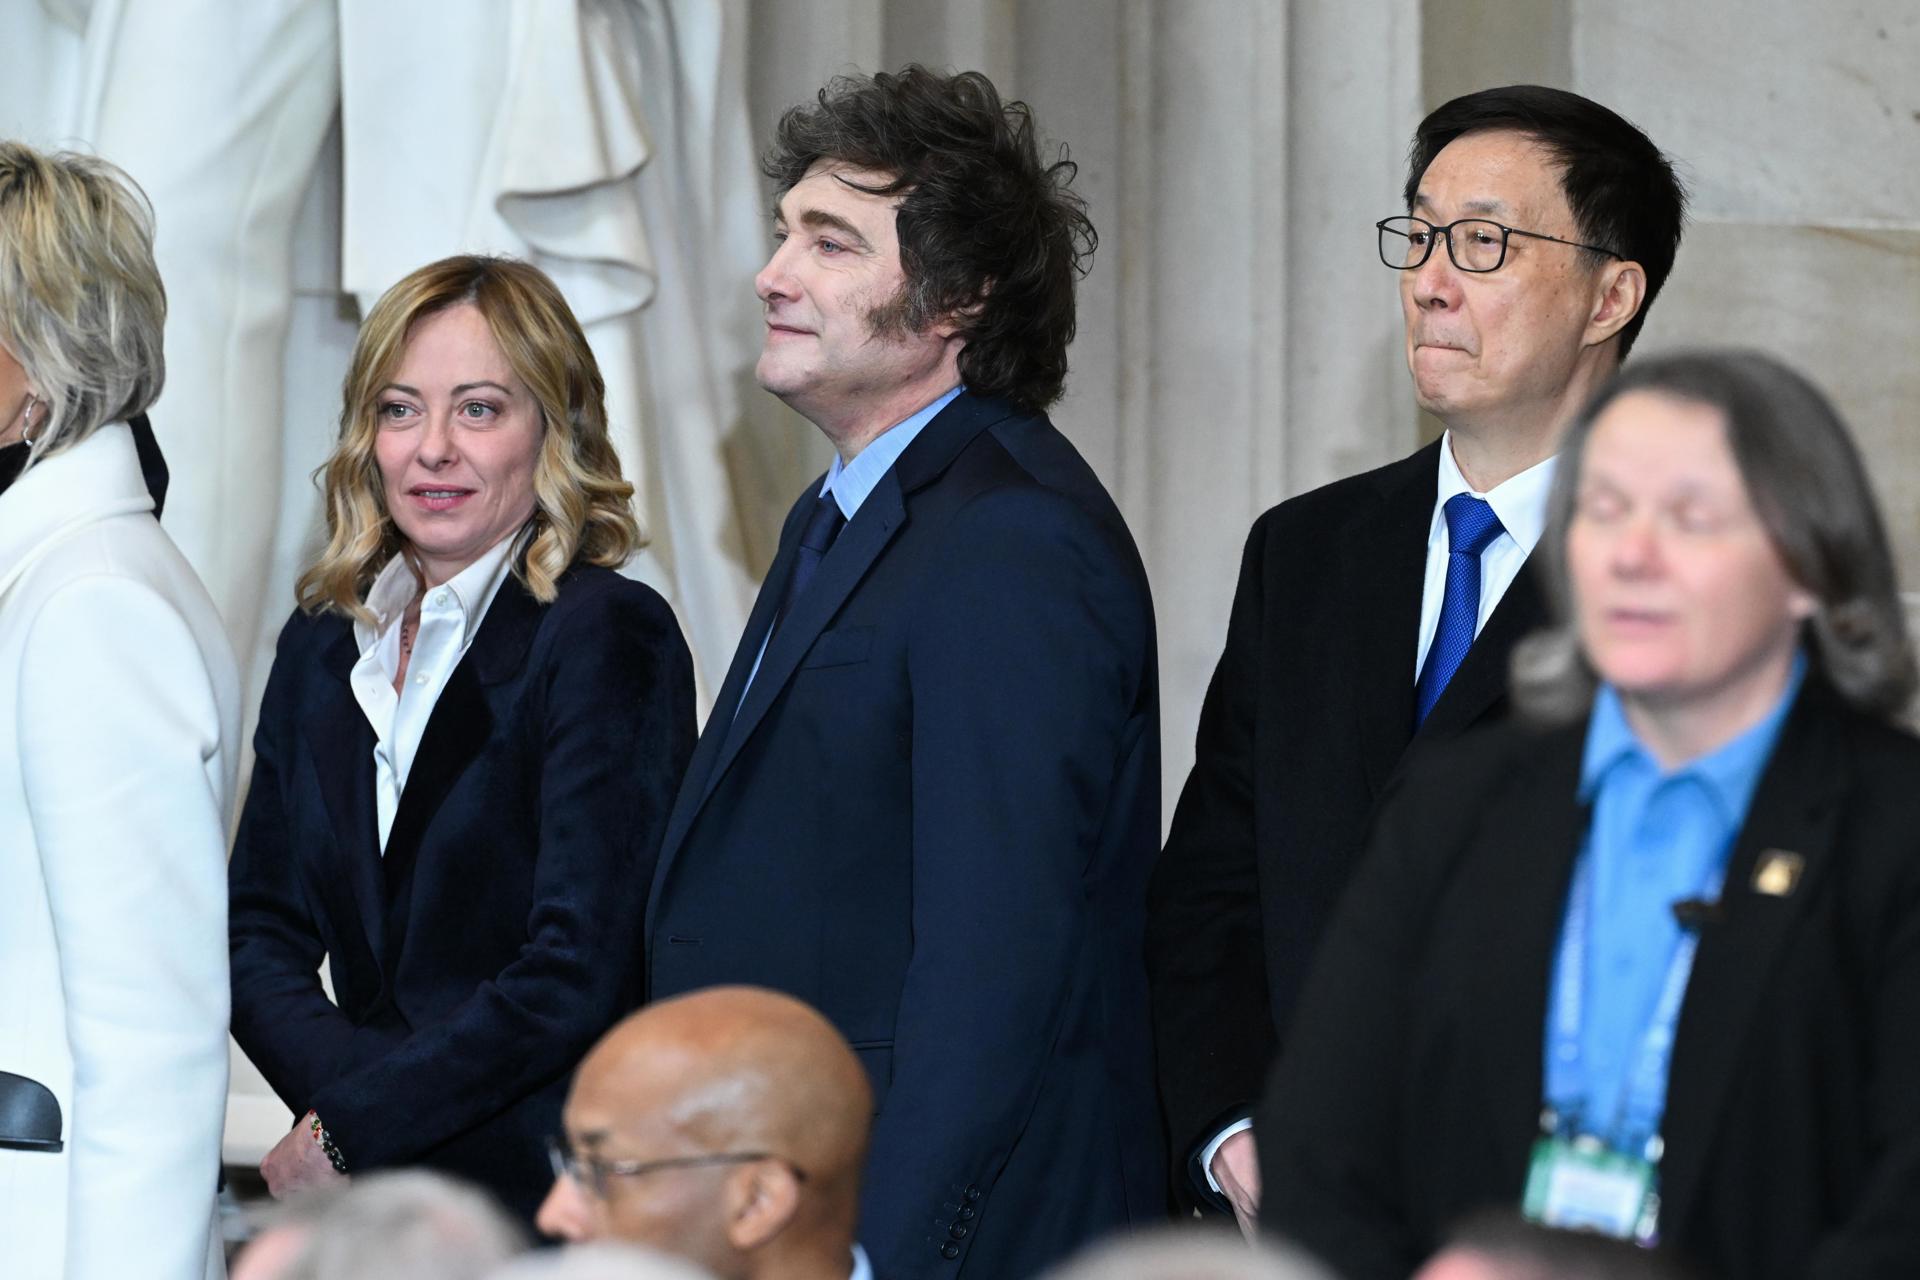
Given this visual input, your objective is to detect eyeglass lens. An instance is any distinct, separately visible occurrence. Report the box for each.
[1378,218,1507,272]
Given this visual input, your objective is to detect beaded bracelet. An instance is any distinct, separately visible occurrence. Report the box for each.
[307,1110,348,1174]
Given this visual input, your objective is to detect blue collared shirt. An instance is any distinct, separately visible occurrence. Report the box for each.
[736,385,964,709]
[1553,651,1806,1139]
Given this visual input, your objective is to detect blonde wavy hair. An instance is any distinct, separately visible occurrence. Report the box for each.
[0,142,165,467]
[297,255,643,617]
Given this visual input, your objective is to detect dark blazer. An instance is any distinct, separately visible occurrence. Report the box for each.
[646,392,1163,1280]
[1146,440,1546,1198]
[1258,678,1920,1280]
[229,564,695,1220]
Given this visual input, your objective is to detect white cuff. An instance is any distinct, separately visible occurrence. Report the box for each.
[1198,1117,1255,1194]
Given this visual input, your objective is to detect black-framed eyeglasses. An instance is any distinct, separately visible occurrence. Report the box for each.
[1376,215,1622,274]
[547,1136,809,1200]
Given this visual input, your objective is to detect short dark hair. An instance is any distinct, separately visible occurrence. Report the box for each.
[1404,85,1686,359]
[764,65,1096,412]
[1515,349,1918,722]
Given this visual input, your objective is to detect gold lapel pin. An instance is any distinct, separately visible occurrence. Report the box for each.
[1752,849,1805,898]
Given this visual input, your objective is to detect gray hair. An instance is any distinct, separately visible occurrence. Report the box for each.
[483,1243,717,1280]
[248,1170,526,1280]
[0,141,166,466]
[1038,1229,1337,1280]
[1513,348,1917,724]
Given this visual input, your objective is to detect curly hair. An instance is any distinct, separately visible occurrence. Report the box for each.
[296,255,641,619]
[764,66,1096,412]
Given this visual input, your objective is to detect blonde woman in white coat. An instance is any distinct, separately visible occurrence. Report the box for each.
[0,143,241,1280]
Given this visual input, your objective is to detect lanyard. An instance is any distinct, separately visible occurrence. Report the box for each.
[1545,849,1726,1156]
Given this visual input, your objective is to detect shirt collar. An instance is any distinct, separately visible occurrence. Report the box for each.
[821,385,964,519]
[1430,429,1557,555]
[849,1243,873,1280]
[1579,649,1809,825]
[352,524,524,651]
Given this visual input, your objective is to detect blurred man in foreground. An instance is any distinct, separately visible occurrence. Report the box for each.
[539,987,872,1280]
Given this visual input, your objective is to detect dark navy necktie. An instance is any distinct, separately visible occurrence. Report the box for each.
[773,491,847,630]
[1414,493,1505,726]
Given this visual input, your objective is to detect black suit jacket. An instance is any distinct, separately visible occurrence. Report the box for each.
[1258,679,1920,1280]
[229,564,695,1220]
[1146,441,1546,1196]
[646,392,1164,1280]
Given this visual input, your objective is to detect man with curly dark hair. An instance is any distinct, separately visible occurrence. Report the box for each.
[644,67,1162,1280]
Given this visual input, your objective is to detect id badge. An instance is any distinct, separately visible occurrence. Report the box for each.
[1522,1135,1659,1243]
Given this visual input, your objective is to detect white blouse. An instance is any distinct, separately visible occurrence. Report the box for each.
[348,532,519,850]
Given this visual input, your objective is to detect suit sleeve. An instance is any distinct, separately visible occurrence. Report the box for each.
[1256,747,1455,1280]
[19,578,231,1280]
[1145,512,1279,1190]
[859,487,1151,1280]
[304,584,696,1169]
[229,613,402,1108]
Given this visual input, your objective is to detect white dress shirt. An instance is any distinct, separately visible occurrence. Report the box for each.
[348,532,519,850]
[1412,430,1557,680]
[849,1244,873,1280]
[1200,434,1558,1196]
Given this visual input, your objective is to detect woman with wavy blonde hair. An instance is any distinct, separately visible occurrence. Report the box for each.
[230,254,695,1222]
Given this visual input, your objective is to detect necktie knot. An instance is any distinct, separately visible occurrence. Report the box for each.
[800,492,847,553]
[771,491,847,633]
[1443,493,1505,558]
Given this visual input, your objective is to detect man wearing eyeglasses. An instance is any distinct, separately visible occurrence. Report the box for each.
[537,987,874,1280]
[1146,85,1687,1232]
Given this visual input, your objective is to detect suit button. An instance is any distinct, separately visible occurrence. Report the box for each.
[941,1243,960,1260]
[963,1184,981,1201]
[949,1224,968,1240]
[958,1206,976,1221]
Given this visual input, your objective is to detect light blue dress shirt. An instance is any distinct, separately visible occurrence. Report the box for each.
[1553,650,1807,1141]
[736,385,964,709]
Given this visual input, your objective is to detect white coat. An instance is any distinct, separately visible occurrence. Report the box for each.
[0,422,240,1280]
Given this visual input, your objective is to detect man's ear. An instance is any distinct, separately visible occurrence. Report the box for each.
[931,278,994,340]
[1584,258,1647,350]
[724,1161,802,1253]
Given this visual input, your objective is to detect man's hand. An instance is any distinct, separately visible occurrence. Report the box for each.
[260,1117,348,1199]
[1211,1129,1262,1239]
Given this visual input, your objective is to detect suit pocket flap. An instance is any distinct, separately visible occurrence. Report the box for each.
[801,626,874,670]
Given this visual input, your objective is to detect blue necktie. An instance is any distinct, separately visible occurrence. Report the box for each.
[773,492,846,630]
[1414,493,1505,726]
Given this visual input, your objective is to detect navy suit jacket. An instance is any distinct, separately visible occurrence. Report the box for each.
[646,392,1164,1280]
[229,564,694,1220]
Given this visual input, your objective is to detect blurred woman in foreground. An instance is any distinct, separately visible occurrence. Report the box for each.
[1260,350,1920,1280]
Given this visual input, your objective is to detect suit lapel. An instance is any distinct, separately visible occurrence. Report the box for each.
[1656,688,1846,1231]
[380,575,544,970]
[651,392,1013,905]
[1466,727,1589,1184]
[1418,552,1548,737]
[1353,443,1442,795]
[304,623,387,966]
[646,499,809,930]
[698,475,905,810]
